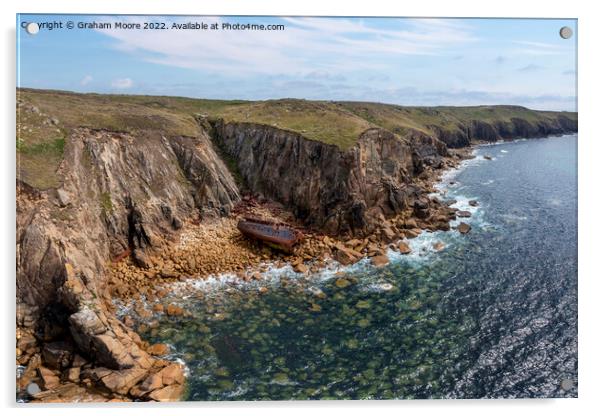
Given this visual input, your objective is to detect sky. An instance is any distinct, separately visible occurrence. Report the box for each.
[17,15,577,111]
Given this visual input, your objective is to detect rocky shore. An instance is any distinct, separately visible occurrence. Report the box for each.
[16,89,577,403]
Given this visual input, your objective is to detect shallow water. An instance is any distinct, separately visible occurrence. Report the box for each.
[139,134,578,400]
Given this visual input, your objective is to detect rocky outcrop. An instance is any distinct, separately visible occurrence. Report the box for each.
[428,114,577,148]
[209,120,448,235]
[17,127,240,400]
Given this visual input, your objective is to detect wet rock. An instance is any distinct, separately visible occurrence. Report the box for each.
[456,210,472,218]
[333,244,362,265]
[147,343,170,356]
[433,241,445,251]
[484,155,493,160]
[469,200,479,207]
[56,189,71,207]
[335,278,351,288]
[64,366,81,383]
[457,222,472,234]
[405,228,421,239]
[293,263,309,273]
[398,242,411,254]
[371,255,389,267]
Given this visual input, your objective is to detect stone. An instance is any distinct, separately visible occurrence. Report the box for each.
[405,228,421,239]
[152,304,164,313]
[38,366,60,390]
[148,384,184,402]
[147,343,170,356]
[42,341,73,370]
[333,245,361,266]
[160,268,178,279]
[398,242,411,254]
[91,333,136,370]
[456,210,472,218]
[371,255,389,267]
[65,367,81,383]
[159,363,185,385]
[166,304,184,316]
[380,226,396,242]
[469,200,479,207]
[335,278,351,288]
[433,241,445,251]
[293,263,308,273]
[457,222,472,234]
[99,367,147,395]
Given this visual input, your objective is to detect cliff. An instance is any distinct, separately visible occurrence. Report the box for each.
[15,88,577,401]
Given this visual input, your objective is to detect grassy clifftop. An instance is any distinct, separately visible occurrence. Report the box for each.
[17,88,577,189]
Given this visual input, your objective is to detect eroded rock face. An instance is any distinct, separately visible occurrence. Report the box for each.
[210,121,446,235]
[429,114,578,148]
[17,128,241,400]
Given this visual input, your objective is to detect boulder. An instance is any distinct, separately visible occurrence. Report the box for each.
[158,363,185,385]
[457,222,472,234]
[398,242,411,254]
[371,255,389,267]
[147,343,170,356]
[166,304,184,316]
[42,341,74,370]
[37,366,60,390]
[457,210,472,218]
[148,384,184,402]
[293,263,308,273]
[333,245,361,266]
[469,200,479,207]
[433,241,445,251]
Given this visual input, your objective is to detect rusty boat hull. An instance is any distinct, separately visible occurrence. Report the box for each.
[237,217,303,253]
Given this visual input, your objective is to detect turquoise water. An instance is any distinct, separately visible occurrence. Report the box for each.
[136,134,577,400]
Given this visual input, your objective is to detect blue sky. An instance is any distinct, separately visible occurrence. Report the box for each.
[17,15,577,110]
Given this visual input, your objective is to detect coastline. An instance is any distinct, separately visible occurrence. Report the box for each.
[16,132,577,403]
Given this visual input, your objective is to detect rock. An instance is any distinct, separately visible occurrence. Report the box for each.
[405,228,421,239]
[404,218,418,229]
[371,255,389,267]
[56,189,71,207]
[160,268,178,279]
[133,249,152,269]
[335,278,351,288]
[38,366,60,390]
[433,241,445,251]
[469,200,479,207]
[309,303,322,312]
[457,222,472,234]
[139,373,163,392]
[456,210,472,218]
[42,341,73,370]
[398,242,411,254]
[166,304,184,316]
[293,263,308,273]
[98,367,147,395]
[333,245,362,266]
[148,384,184,402]
[413,199,430,219]
[152,304,164,313]
[64,367,81,383]
[484,155,493,160]
[158,363,185,385]
[147,343,170,356]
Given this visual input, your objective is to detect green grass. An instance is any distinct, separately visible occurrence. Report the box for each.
[17,88,577,190]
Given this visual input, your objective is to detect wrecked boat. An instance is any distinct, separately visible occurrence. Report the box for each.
[237,217,303,253]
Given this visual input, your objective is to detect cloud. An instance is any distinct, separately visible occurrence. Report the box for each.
[93,16,477,76]
[80,75,93,86]
[111,78,133,89]
[517,64,543,72]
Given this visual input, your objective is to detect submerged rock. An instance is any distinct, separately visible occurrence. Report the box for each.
[371,255,389,267]
[398,242,411,254]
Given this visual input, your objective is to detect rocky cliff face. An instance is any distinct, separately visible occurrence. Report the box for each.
[17,127,239,400]
[209,120,448,235]
[429,114,578,148]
